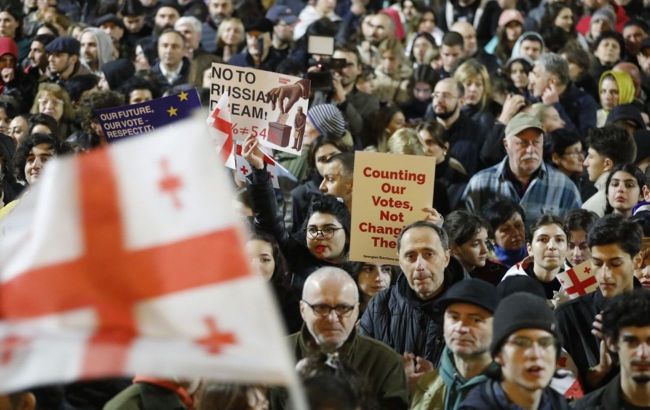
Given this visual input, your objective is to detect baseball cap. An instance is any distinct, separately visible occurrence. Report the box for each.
[505,112,544,139]
[265,5,297,25]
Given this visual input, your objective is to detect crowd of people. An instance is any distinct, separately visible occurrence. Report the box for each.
[3,0,650,408]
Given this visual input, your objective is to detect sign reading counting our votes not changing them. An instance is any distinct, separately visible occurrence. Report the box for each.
[96,89,202,142]
[350,152,436,264]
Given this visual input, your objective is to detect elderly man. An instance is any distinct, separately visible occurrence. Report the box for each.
[528,52,598,137]
[360,221,463,379]
[271,267,409,409]
[411,279,499,410]
[174,16,204,58]
[556,214,642,391]
[463,112,582,227]
[574,289,650,408]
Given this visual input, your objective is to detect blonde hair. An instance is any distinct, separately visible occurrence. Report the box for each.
[454,58,491,110]
[217,17,244,46]
[30,83,74,122]
[388,128,424,155]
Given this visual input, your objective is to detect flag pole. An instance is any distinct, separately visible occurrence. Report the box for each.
[286,370,309,410]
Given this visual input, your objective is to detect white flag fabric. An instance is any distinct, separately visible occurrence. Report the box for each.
[234,142,279,188]
[0,115,296,393]
[207,92,235,169]
[556,260,598,299]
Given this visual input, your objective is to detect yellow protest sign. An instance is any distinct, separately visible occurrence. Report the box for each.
[350,151,436,264]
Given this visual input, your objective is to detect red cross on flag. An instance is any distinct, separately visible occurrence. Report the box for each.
[0,116,296,393]
[234,142,279,188]
[207,92,235,169]
[556,260,598,299]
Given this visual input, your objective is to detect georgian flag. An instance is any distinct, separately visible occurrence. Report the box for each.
[0,116,296,392]
[556,260,598,299]
[207,92,235,169]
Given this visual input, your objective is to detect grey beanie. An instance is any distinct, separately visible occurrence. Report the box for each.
[307,104,346,139]
[591,7,616,30]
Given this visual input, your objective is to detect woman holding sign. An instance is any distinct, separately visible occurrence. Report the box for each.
[242,133,351,291]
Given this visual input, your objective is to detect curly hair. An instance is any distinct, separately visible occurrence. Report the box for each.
[77,90,124,134]
[14,133,71,183]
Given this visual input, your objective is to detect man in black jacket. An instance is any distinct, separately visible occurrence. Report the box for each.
[574,289,650,409]
[360,220,463,385]
[555,214,642,392]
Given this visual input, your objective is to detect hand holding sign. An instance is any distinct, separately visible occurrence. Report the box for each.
[242,134,265,170]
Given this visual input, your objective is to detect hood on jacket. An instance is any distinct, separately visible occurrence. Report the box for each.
[0,37,17,61]
[79,28,115,69]
[510,31,545,61]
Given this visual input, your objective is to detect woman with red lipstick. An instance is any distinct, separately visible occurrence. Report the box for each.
[243,134,351,292]
[605,164,645,218]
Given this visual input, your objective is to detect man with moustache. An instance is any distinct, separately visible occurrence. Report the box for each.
[358,12,395,67]
[463,112,581,227]
[430,78,482,175]
[574,289,650,408]
[555,214,642,391]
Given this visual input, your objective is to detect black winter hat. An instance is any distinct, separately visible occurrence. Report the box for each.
[490,292,559,356]
[436,278,499,313]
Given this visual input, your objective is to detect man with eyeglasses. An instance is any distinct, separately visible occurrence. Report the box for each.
[459,292,569,409]
[574,289,650,408]
[428,77,481,175]
[270,267,409,409]
[463,112,582,229]
[555,214,642,392]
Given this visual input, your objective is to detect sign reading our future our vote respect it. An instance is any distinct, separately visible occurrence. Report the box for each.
[96,89,202,142]
[208,63,310,155]
[350,152,436,264]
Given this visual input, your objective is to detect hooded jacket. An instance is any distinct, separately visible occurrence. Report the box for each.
[79,28,115,73]
[458,378,570,409]
[510,32,545,61]
[359,260,464,364]
[411,346,498,410]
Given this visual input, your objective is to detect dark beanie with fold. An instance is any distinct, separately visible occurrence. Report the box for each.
[490,292,560,356]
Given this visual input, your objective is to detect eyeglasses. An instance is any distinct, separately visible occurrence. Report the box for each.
[507,336,556,350]
[306,226,343,239]
[38,97,63,107]
[302,300,357,317]
[432,92,458,101]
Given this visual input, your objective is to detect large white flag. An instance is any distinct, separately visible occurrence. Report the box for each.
[0,115,297,393]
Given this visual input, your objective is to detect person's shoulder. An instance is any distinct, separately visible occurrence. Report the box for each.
[555,291,595,315]
[572,382,608,409]
[357,334,402,357]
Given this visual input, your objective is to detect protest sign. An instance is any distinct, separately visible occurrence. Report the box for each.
[209,63,310,155]
[349,152,436,264]
[96,89,202,142]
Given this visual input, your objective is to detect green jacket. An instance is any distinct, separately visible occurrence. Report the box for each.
[411,347,495,410]
[271,327,409,409]
[102,382,188,410]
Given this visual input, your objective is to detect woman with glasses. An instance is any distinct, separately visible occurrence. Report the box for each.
[242,133,351,292]
[547,129,585,189]
[29,82,74,137]
[443,210,507,285]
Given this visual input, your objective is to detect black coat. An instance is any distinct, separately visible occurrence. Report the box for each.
[573,374,643,409]
[459,379,570,409]
[359,261,463,365]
